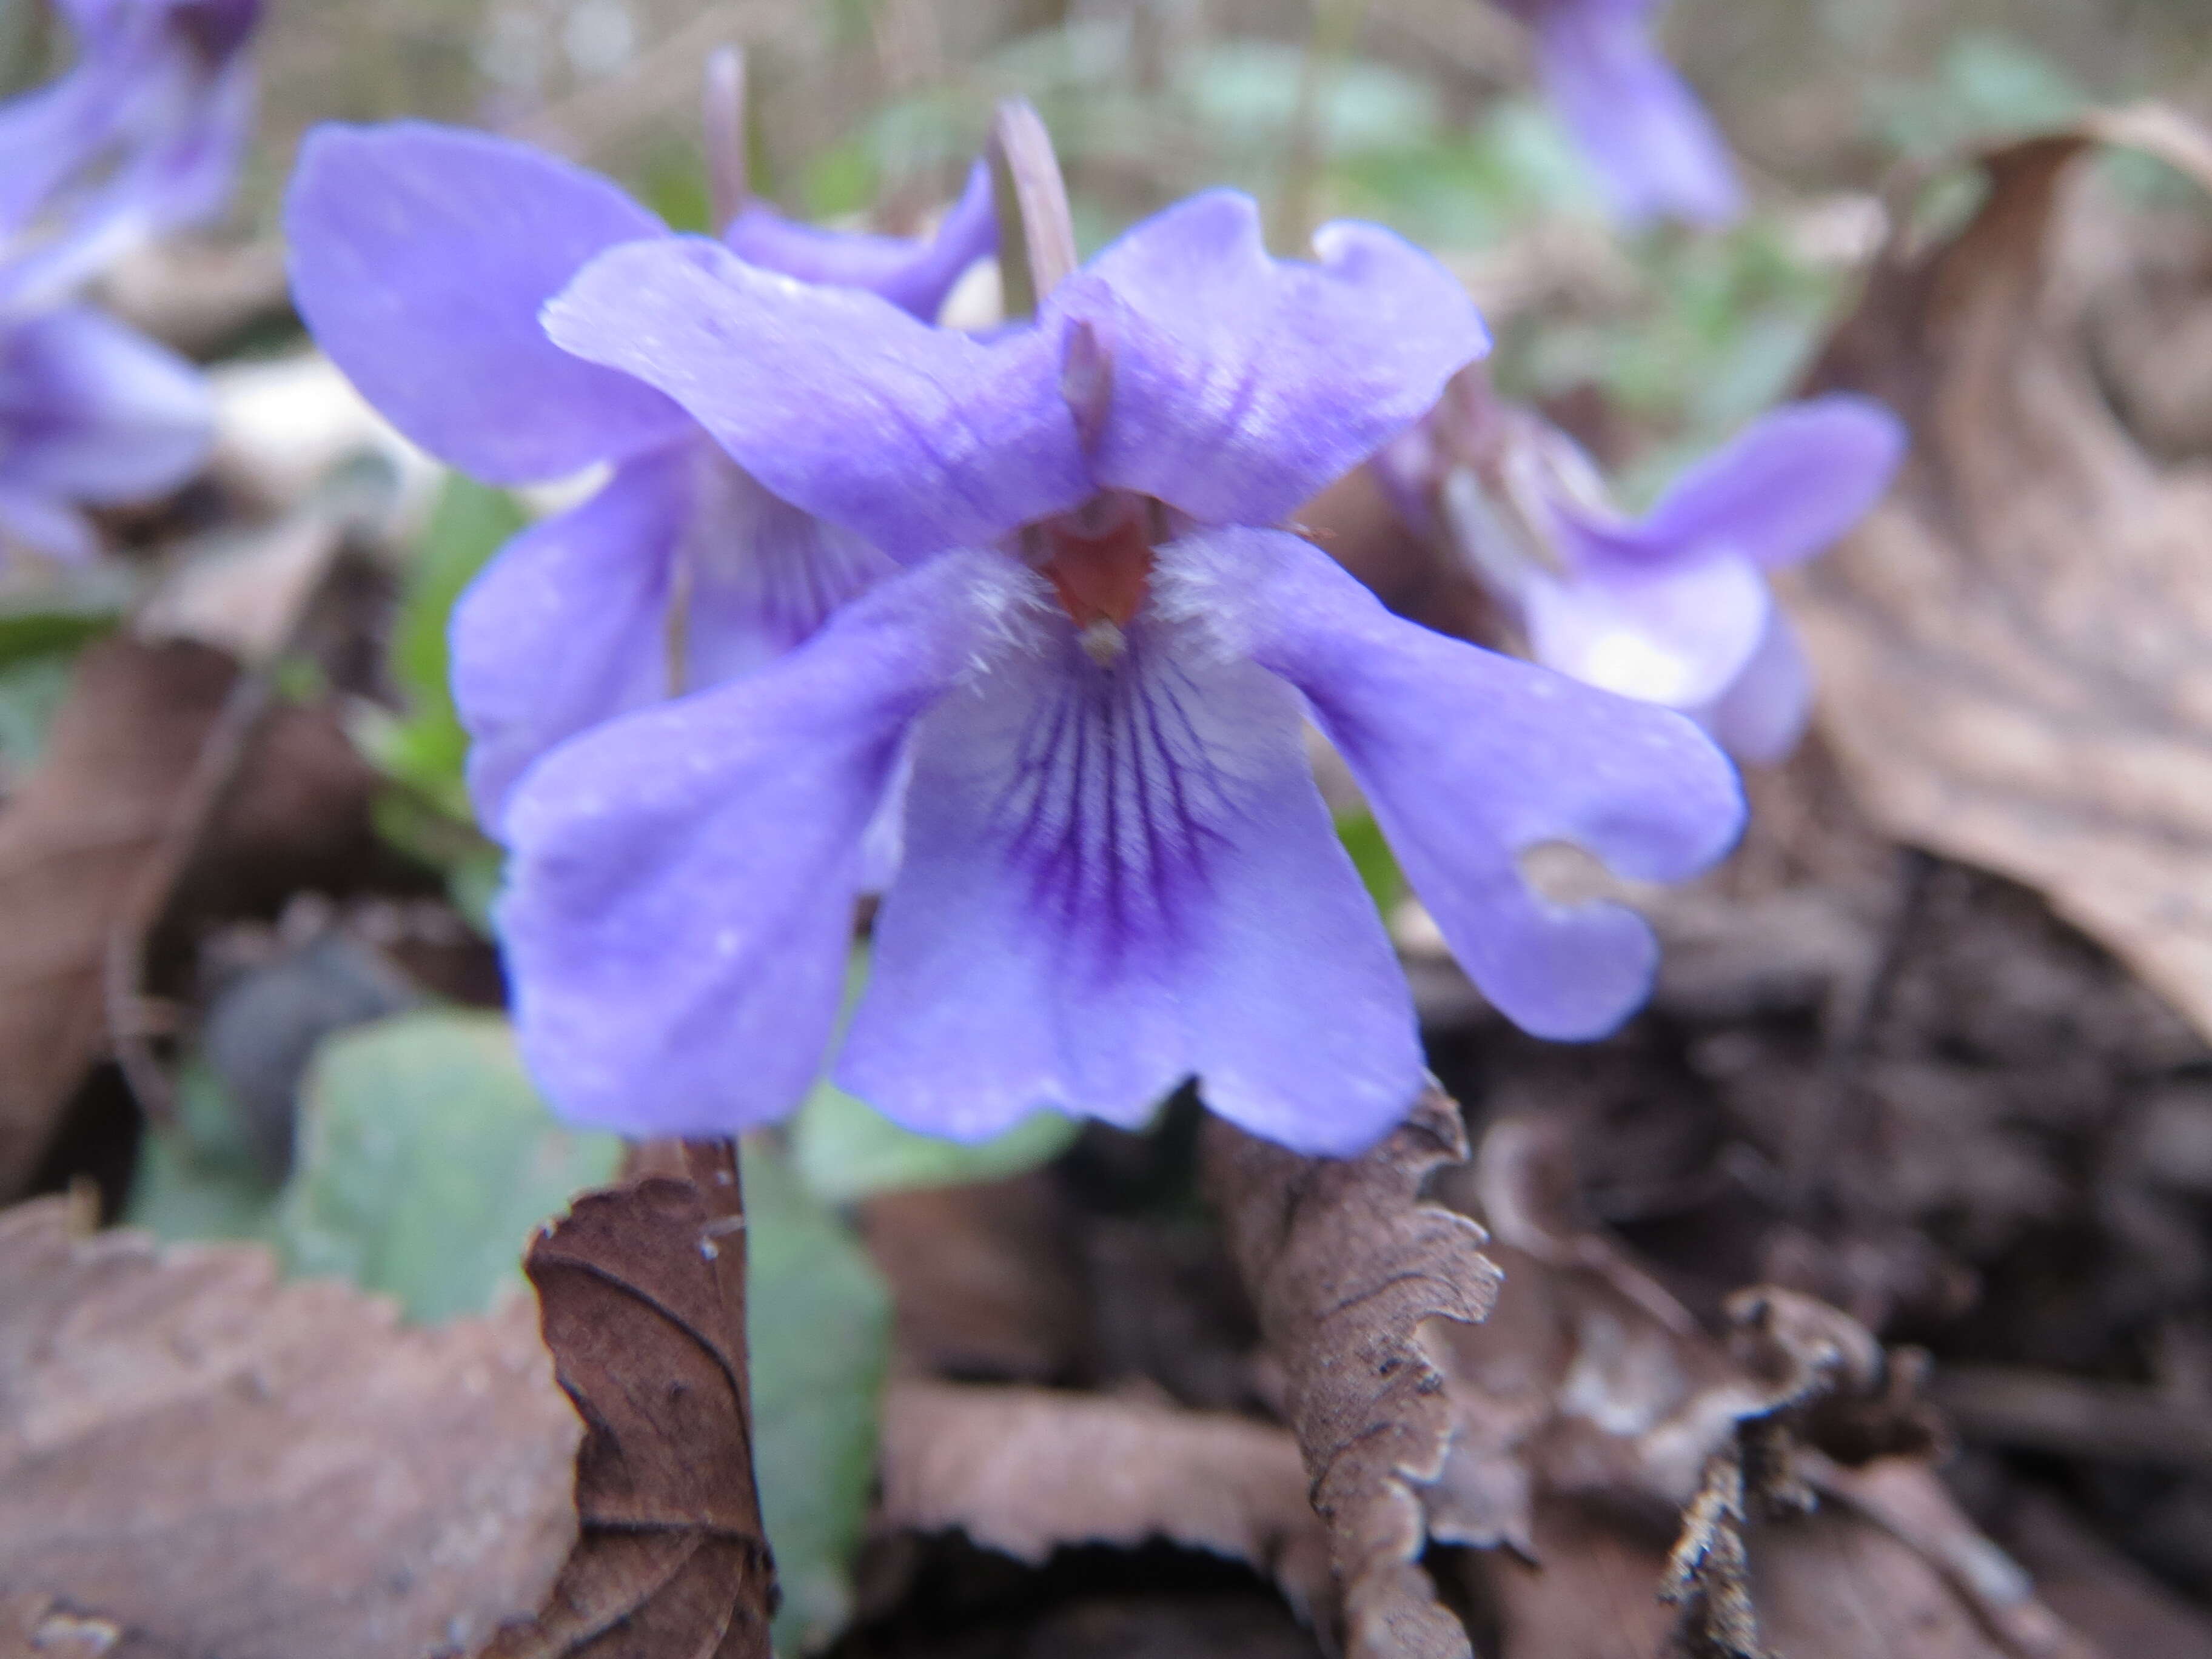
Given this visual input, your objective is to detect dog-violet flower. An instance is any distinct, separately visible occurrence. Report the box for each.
[1380,369,1905,763]
[1492,0,1740,227]
[0,297,211,561]
[284,104,996,831]
[494,117,1744,1156]
[0,0,261,304]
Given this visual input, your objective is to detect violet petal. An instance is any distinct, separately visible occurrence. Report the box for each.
[842,565,1421,1153]
[1195,525,1743,1039]
[497,551,1000,1135]
[285,121,688,483]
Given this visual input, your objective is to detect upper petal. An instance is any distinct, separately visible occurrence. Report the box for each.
[1051,190,1490,526]
[544,236,1090,560]
[1532,0,1741,227]
[284,121,689,483]
[497,551,1003,1136]
[840,571,1421,1154]
[0,305,210,500]
[1519,548,1771,710]
[1187,525,1743,1039]
[1568,395,1907,571]
[719,156,995,321]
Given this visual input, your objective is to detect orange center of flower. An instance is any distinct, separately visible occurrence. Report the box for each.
[1035,494,1157,667]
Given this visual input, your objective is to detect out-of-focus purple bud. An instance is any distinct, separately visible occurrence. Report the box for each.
[0,0,263,304]
[1490,0,1740,227]
[0,301,212,563]
[1379,366,1907,763]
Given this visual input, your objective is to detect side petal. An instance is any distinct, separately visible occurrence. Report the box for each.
[1519,548,1770,710]
[719,156,995,321]
[841,578,1421,1154]
[1570,395,1908,569]
[682,457,897,689]
[1189,526,1743,1039]
[451,446,689,836]
[497,551,1002,1137]
[284,121,688,483]
[1052,190,1490,526]
[1700,603,1812,766]
[545,236,1089,560]
[1533,0,1741,227]
[0,306,210,501]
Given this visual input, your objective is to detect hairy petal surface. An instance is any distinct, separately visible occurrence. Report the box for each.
[1052,191,1490,526]
[498,553,1003,1136]
[1563,394,1907,569]
[0,305,210,504]
[720,157,994,321]
[1518,547,1770,710]
[548,237,1088,560]
[285,121,687,482]
[684,457,897,690]
[843,569,1419,1153]
[1526,0,1741,226]
[1196,526,1743,1039]
[1701,604,1813,765]
[451,447,689,835]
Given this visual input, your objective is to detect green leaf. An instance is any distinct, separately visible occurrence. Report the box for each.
[123,1061,283,1244]
[0,651,79,774]
[272,1010,622,1323]
[793,1078,1079,1205]
[1335,805,1404,918]
[743,1139,893,1656]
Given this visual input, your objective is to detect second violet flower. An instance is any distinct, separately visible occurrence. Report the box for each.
[494,129,1746,1158]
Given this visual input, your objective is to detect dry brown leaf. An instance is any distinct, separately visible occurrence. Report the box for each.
[0,1198,579,1658]
[0,1593,144,1659]
[857,1173,1090,1383]
[1203,1085,1502,1659]
[482,1140,776,1659]
[0,639,235,1193]
[1790,104,2212,1046]
[0,631,378,1197]
[1423,1122,2099,1659]
[878,1379,1334,1627]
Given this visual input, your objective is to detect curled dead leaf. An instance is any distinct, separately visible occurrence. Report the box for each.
[1202,1086,1501,1659]
[878,1379,1335,1629]
[482,1139,776,1659]
[0,1198,578,1659]
[1791,104,2212,1046]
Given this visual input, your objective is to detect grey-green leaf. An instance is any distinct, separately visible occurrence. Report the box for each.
[273,1010,622,1323]
[745,1138,893,1655]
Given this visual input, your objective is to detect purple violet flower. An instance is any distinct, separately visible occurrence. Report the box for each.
[283,119,997,833]
[0,297,211,561]
[1492,0,1741,227]
[492,178,1746,1155]
[1380,369,1906,764]
[0,0,261,304]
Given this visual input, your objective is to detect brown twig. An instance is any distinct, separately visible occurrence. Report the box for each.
[1929,1364,2212,1472]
